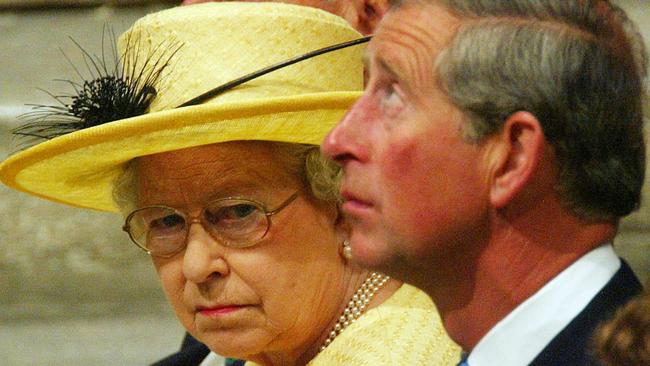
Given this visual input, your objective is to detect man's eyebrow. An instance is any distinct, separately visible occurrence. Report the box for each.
[362,53,401,81]
[377,57,401,80]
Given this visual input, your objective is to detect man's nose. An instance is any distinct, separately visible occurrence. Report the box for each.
[322,97,370,165]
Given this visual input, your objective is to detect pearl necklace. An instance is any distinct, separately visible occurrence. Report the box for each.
[320,272,390,351]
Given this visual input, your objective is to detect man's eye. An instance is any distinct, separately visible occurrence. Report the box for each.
[381,84,404,112]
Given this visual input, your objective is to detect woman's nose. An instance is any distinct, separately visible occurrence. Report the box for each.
[182,221,229,284]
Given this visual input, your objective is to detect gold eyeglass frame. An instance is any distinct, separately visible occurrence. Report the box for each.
[122,192,299,258]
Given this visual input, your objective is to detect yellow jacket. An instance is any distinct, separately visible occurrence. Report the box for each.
[247,284,460,365]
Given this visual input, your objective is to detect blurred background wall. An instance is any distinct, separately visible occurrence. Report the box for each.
[0,1,649,365]
[0,1,184,365]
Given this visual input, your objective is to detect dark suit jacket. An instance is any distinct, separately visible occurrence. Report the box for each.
[151,333,246,366]
[530,260,642,366]
[151,334,211,366]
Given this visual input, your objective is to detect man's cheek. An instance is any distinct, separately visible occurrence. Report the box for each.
[381,139,420,189]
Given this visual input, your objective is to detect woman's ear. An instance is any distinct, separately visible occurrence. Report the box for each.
[487,111,546,209]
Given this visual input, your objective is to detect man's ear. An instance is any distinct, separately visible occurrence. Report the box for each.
[358,0,390,34]
[487,111,546,209]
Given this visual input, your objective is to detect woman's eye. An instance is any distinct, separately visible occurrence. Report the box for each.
[206,203,259,224]
[228,204,258,219]
[150,214,184,229]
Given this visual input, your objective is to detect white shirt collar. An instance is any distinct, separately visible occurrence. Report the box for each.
[468,244,620,366]
[199,352,225,366]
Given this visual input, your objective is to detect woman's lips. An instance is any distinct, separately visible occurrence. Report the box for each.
[198,305,246,317]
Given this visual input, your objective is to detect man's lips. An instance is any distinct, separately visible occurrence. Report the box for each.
[341,190,372,204]
[341,191,374,215]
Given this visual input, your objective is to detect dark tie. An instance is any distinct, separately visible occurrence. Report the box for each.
[225,359,246,366]
[456,352,469,366]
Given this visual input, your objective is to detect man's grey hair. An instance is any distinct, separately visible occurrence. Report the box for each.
[112,142,341,216]
[392,0,647,221]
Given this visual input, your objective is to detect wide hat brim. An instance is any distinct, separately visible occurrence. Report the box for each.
[0,92,359,212]
[0,2,365,213]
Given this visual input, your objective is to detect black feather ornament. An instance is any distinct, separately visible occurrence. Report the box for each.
[13,27,182,148]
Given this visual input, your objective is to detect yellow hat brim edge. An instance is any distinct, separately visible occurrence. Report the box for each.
[1,91,360,212]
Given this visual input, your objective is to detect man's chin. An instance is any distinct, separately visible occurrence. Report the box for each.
[349,232,400,272]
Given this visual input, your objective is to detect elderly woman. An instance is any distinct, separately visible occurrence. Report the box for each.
[0,3,458,366]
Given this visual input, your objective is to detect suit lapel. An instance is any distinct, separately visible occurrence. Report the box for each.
[530,260,642,366]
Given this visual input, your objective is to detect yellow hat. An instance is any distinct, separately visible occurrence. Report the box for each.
[0,2,364,212]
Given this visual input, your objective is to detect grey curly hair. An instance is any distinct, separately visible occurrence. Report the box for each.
[112,142,341,216]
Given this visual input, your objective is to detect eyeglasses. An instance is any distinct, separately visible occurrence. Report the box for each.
[123,192,299,258]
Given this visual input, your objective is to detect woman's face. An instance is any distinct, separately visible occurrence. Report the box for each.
[136,141,346,362]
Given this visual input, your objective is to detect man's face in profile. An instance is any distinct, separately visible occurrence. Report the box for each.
[181,0,382,34]
[322,3,490,282]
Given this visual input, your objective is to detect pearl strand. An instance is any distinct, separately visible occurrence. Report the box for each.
[319,272,390,351]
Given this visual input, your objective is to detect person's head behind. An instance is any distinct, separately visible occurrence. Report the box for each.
[593,289,650,366]
[181,0,390,35]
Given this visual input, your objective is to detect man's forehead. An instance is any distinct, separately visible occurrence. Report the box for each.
[365,3,460,68]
